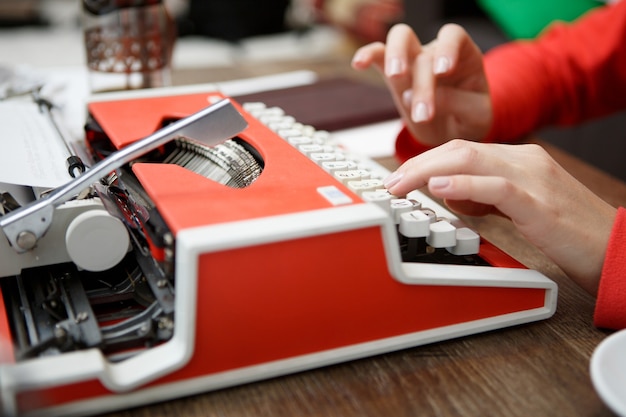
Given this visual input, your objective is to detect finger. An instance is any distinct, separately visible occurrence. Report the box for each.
[431,24,472,75]
[427,175,537,227]
[384,23,422,79]
[351,42,386,71]
[384,24,423,113]
[383,140,517,195]
[409,51,435,123]
[389,140,487,182]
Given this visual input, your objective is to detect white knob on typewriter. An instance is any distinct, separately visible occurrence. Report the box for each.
[65,209,130,272]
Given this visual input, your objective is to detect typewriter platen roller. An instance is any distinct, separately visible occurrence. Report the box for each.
[0,85,557,417]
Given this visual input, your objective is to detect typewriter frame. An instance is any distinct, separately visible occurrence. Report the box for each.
[0,86,557,417]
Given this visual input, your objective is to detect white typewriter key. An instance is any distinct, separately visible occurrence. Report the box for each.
[278,128,303,138]
[313,130,331,142]
[390,199,422,223]
[334,170,362,184]
[259,114,287,125]
[287,136,313,146]
[310,136,326,145]
[426,220,457,248]
[306,144,336,154]
[399,210,432,238]
[361,189,394,213]
[269,120,295,132]
[243,102,266,111]
[347,179,384,195]
[447,227,481,255]
[300,125,316,137]
[263,106,285,116]
[332,152,346,161]
[291,122,305,131]
[310,152,339,162]
[321,160,358,173]
[299,144,325,155]
[242,102,267,117]
[268,123,288,132]
[336,169,370,183]
[354,169,371,180]
[280,115,296,125]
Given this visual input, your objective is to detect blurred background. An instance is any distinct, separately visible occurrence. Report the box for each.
[0,0,624,182]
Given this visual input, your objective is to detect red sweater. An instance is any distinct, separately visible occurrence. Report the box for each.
[396,1,626,329]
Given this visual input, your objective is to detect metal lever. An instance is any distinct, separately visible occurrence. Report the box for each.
[0,98,248,253]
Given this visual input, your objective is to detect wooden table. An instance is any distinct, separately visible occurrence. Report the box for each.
[100,56,625,417]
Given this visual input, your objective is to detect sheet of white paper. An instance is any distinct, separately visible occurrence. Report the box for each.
[332,119,402,158]
[0,100,72,188]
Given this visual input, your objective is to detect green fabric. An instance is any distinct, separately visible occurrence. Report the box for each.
[477,0,602,39]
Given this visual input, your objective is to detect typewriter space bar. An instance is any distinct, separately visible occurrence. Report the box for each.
[0,98,248,253]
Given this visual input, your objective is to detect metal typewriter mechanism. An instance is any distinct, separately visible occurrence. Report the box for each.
[0,88,557,417]
[0,98,247,360]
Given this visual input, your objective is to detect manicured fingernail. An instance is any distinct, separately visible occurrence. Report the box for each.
[402,89,412,106]
[429,176,451,189]
[412,102,428,123]
[351,51,366,66]
[434,56,451,74]
[383,171,403,189]
[386,57,403,76]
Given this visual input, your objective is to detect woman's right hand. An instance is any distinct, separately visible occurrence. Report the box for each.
[383,139,617,296]
[351,23,493,146]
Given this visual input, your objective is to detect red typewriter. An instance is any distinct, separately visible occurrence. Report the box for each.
[0,85,556,417]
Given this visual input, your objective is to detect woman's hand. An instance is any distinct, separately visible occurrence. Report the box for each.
[383,140,617,295]
[351,23,493,146]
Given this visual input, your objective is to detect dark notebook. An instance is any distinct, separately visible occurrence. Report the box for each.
[234,77,398,132]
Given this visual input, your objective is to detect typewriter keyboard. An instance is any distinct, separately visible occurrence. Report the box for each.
[243,102,487,267]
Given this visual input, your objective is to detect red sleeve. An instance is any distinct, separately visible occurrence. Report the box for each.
[595,207,626,330]
[394,126,434,163]
[484,0,626,143]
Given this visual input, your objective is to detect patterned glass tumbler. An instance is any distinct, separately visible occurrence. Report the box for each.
[83,0,176,93]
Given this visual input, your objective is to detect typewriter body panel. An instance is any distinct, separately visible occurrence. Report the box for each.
[0,86,557,417]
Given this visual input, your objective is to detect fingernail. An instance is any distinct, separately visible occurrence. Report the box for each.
[386,57,403,76]
[434,56,451,74]
[402,89,412,107]
[412,102,428,123]
[383,171,403,189]
[351,51,365,66]
[429,176,451,189]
